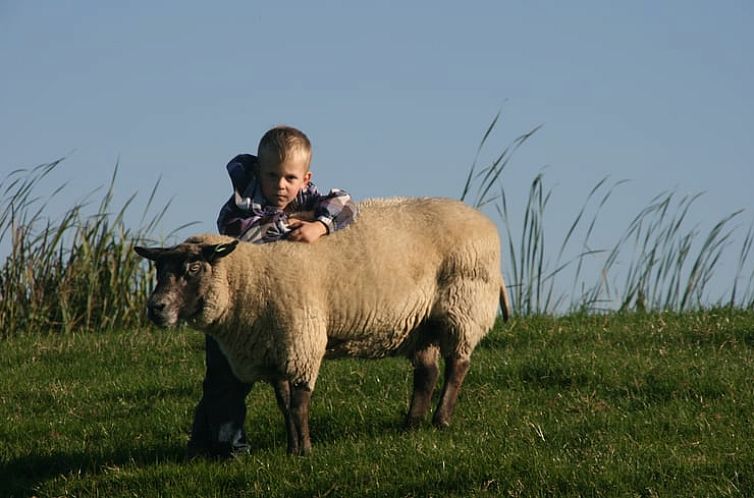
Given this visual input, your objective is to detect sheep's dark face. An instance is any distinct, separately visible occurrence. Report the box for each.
[134,240,238,328]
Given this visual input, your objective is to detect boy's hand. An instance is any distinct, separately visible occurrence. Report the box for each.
[287,220,327,243]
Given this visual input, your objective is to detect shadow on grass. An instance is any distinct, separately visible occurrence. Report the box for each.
[244,408,408,452]
[310,411,407,443]
[99,384,198,404]
[0,408,413,496]
[0,444,186,497]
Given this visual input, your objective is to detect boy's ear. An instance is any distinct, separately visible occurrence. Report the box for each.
[304,170,312,183]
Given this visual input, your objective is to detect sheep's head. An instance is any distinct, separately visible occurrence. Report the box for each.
[134,238,238,328]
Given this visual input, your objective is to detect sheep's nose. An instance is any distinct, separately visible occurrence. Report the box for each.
[148,301,166,314]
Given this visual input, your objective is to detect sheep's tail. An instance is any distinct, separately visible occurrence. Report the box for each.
[499,276,512,322]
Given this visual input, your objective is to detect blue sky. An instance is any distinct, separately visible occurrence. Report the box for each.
[1,1,752,306]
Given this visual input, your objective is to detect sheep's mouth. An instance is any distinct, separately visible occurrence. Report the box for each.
[145,298,203,328]
[147,310,178,329]
[184,298,205,325]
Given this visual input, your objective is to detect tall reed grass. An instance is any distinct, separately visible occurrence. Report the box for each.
[462,112,754,315]
[1,122,752,336]
[0,160,191,337]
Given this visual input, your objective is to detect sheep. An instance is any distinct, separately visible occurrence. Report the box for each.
[135,197,511,455]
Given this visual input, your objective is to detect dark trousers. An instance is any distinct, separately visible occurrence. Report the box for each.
[188,335,253,457]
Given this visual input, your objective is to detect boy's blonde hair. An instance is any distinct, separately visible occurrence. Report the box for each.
[257,125,312,169]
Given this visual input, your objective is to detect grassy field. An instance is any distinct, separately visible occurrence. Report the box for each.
[2,310,754,497]
[4,123,754,496]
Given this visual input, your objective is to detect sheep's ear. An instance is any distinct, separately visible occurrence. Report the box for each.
[202,240,238,263]
[134,246,169,261]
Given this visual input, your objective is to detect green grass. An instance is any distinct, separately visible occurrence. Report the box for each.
[3,310,754,497]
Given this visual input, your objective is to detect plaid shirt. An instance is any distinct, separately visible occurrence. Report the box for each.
[216,154,358,243]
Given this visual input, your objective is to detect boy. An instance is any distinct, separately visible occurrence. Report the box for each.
[217,126,357,243]
[188,125,357,458]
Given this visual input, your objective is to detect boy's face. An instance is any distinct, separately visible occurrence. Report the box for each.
[258,154,312,210]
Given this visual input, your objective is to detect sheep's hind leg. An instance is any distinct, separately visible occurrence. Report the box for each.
[273,379,299,454]
[432,356,470,428]
[404,345,440,429]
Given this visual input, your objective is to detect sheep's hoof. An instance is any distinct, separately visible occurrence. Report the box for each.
[432,417,452,430]
[288,444,312,456]
[404,416,423,430]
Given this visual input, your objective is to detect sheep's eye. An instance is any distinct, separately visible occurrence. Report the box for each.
[187,262,202,275]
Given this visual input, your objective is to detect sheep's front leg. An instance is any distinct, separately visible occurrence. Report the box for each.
[273,380,313,455]
[290,383,313,455]
[405,345,440,429]
[433,356,470,428]
[276,326,323,455]
[273,379,299,454]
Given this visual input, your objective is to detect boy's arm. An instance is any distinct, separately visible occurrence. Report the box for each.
[226,154,259,209]
[218,203,292,243]
[285,187,357,243]
[303,187,358,234]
